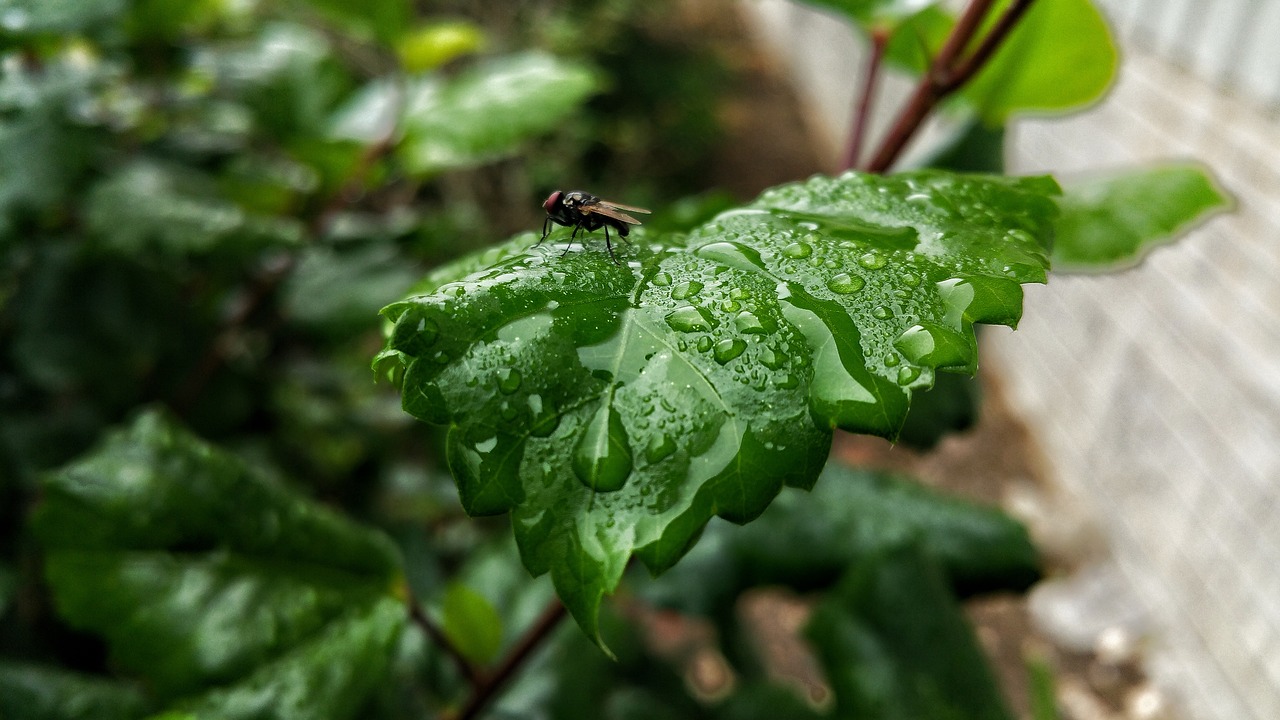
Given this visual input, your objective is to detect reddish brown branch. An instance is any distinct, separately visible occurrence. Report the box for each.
[841,28,890,171]
[863,0,1037,173]
[449,598,568,720]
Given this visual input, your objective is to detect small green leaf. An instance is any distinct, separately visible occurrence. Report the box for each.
[1051,162,1230,270]
[380,170,1058,642]
[962,0,1117,121]
[330,52,598,177]
[440,583,504,666]
[34,411,406,710]
[397,21,488,73]
[0,662,149,720]
[805,541,1015,720]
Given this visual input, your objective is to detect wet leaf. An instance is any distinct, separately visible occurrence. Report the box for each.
[1051,162,1230,270]
[330,52,598,177]
[379,170,1058,642]
[33,411,406,714]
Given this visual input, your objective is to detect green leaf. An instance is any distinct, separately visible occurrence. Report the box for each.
[330,52,599,177]
[379,170,1058,641]
[0,0,124,34]
[0,662,149,720]
[440,583,504,665]
[397,21,488,73]
[34,411,406,711]
[641,464,1040,617]
[86,160,303,255]
[283,242,422,335]
[805,541,1015,720]
[303,0,410,44]
[1051,162,1230,270]
[962,0,1117,121]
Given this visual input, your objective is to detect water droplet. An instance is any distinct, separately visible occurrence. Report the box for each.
[665,305,712,333]
[645,433,677,463]
[721,299,742,313]
[883,354,900,367]
[734,311,766,334]
[901,272,920,287]
[775,373,799,389]
[872,306,893,320]
[729,287,747,300]
[759,347,784,370]
[652,272,672,286]
[826,273,864,295]
[897,366,920,385]
[782,241,813,258]
[670,280,704,300]
[529,395,560,437]
[697,336,713,352]
[573,404,632,492]
[500,400,520,420]
[497,368,522,394]
[713,338,747,364]
[391,309,438,356]
[858,252,887,270]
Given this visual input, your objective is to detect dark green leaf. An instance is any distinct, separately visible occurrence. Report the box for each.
[1051,162,1230,270]
[895,369,980,449]
[642,464,1040,617]
[283,243,422,335]
[806,541,1015,720]
[962,0,1117,121]
[921,118,1007,174]
[34,411,406,709]
[0,662,149,720]
[380,170,1058,641]
[330,52,599,177]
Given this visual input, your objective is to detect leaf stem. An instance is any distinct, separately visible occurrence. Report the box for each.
[449,597,568,720]
[407,595,481,685]
[841,27,890,172]
[863,0,1037,173]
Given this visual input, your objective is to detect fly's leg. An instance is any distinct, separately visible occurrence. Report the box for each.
[561,224,581,256]
[604,224,621,265]
[536,217,550,247]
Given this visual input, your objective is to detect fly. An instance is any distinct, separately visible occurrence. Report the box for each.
[538,190,650,264]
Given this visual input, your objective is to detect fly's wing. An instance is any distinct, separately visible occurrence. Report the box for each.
[582,198,650,225]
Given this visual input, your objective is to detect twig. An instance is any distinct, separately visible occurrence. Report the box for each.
[407,595,482,685]
[863,0,1037,173]
[449,598,568,720]
[841,28,889,171]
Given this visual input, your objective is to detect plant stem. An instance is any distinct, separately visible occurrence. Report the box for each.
[407,596,481,685]
[841,28,889,171]
[863,0,1037,173]
[450,598,568,720]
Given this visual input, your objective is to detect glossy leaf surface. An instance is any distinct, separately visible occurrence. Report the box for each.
[806,541,1015,720]
[330,52,598,177]
[34,412,406,715]
[642,464,1040,616]
[1052,162,1229,270]
[380,170,1059,641]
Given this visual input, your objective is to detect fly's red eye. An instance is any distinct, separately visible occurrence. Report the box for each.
[542,191,562,212]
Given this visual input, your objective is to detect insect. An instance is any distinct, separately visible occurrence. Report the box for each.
[538,190,650,264]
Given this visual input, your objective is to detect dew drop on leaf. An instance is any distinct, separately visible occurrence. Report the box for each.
[713,338,747,364]
[652,272,672,287]
[872,306,893,320]
[858,252,887,270]
[670,280,703,300]
[825,273,864,295]
[697,336,713,352]
[782,241,813,258]
[666,306,713,333]
[645,433,677,464]
[497,368,522,394]
[897,366,920,385]
[734,311,766,334]
[572,404,632,492]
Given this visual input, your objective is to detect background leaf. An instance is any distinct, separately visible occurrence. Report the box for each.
[1051,162,1230,270]
[380,170,1058,640]
[34,411,406,714]
[330,52,599,177]
[440,583,504,666]
[0,662,148,720]
[806,541,1016,720]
